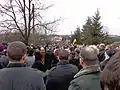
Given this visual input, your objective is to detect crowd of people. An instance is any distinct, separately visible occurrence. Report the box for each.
[0,41,119,90]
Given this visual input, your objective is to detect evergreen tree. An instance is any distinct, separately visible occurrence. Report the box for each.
[102,33,114,44]
[81,10,110,45]
[81,17,93,45]
[72,10,113,45]
[91,9,104,45]
[71,27,82,44]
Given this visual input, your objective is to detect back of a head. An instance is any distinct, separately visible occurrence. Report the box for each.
[100,52,120,90]
[58,49,69,60]
[80,46,98,64]
[54,49,60,57]
[7,41,27,61]
[89,45,99,55]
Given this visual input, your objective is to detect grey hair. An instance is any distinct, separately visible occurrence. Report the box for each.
[89,45,99,55]
[80,46,98,61]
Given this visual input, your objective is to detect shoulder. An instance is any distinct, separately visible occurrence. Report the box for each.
[29,67,40,72]
[72,76,85,85]
[0,68,9,73]
[74,72,99,82]
[2,67,44,77]
[69,78,81,90]
[69,76,88,90]
[0,67,36,73]
[68,64,79,71]
[28,68,46,76]
[69,64,78,68]
[69,75,100,90]
[74,71,100,80]
[71,72,100,88]
[44,67,56,79]
[49,66,57,72]
[50,64,78,73]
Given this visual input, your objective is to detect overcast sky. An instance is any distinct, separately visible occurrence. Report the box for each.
[45,0,120,35]
[1,0,120,35]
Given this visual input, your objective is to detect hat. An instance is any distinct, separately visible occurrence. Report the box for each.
[0,44,4,52]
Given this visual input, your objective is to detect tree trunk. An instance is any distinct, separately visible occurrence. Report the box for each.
[23,36,29,45]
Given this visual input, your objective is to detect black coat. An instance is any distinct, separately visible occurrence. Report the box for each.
[0,63,46,90]
[44,52,56,70]
[46,60,78,90]
[32,52,56,72]
[32,61,47,72]
[98,50,106,62]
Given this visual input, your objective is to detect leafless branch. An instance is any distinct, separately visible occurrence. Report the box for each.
[10,2,25,38]
[0,0,61,44]
[0,3,13,11]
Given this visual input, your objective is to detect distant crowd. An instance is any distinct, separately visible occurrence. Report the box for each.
[0,41,119,90]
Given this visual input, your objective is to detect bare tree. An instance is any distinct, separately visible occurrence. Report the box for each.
[0,0,60,45]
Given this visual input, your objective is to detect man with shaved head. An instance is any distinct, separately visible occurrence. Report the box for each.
[69,46,101,90]
[0,41,46,90]
[46,49,78,90]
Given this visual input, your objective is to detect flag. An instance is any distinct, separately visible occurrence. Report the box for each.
[73,39,76,44]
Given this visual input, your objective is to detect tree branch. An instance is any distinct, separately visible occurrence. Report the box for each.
[23,0,27,37]
[10,2,25,39]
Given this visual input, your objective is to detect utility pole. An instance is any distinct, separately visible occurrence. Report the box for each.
[32,4,35,45]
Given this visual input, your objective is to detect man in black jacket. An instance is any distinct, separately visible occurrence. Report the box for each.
[0,41,46,90]
[46,49,78,90]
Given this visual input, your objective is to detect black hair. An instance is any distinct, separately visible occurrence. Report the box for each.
[27,48,34,56]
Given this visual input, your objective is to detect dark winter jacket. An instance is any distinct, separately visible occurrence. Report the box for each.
[98,50,106,62]
[0,63,46,90]
[32,52,56,72]
[46,60,78,90]
[32,61,47,72]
